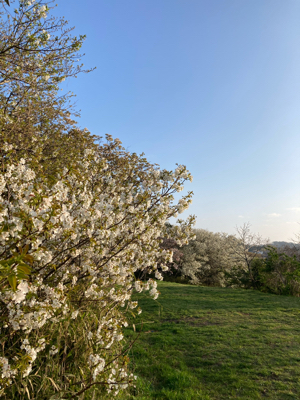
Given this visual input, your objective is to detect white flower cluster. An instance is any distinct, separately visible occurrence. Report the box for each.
[0,358,16,385]
[134,278,159,298]
[12,281,29,304]
[0,140,195,395]
[88,354,105,381]
[49,345,58,356]
[20,338,46,377]
[106,366,136,396]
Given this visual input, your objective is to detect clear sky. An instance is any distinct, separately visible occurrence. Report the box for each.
[54,0,300,242]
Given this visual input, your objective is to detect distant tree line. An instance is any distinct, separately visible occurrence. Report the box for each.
[159,223,300,296]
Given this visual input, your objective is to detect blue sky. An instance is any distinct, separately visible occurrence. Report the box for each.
[54,0,300,241]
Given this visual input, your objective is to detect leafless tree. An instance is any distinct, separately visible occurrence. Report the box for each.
[227,222,269,287]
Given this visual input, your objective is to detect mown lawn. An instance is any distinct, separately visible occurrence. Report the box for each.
[119,281,300,400]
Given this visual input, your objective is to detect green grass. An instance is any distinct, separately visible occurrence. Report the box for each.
[119,281,300,400]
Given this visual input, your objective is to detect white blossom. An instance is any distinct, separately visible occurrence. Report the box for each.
[0,142,195,392]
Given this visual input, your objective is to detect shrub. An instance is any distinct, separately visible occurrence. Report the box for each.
[0,138,195,398]
[258,246,300,296]
[225,256,265,290]
[227,246,300,296]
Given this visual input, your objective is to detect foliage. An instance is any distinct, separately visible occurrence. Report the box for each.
[1,107,195,400]
[255,246,300,296]
[159,224,300,298]
[0,1,196,398]
[156,235,184,280]
[226,244,300,297]
[225,223,269,289]
[0,0,97,180]
[225,256,263,290]
[177,229,244,287]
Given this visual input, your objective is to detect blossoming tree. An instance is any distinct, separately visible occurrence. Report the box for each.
[0,1,195,398]
[1,137,195,398]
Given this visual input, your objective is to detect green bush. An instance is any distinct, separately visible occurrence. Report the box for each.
[258,246,300,296]
[227,246,300,296]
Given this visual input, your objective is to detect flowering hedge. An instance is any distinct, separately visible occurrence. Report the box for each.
[0,136,195,398]
[0,1,195,397]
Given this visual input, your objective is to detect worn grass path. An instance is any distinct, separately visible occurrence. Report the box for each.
[120,281,300,400]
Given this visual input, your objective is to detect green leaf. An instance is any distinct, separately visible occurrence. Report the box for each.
[7,274,17,291]
[23,254,34,264]
[17,264,31,275]
[0,258,14,267]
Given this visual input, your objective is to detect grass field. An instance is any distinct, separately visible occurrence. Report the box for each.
[120,281,300,400]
